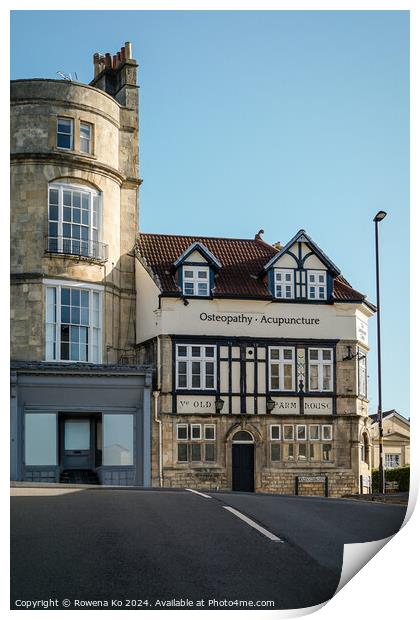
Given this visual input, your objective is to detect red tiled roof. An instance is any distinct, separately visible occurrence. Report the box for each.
[135,232,374,308]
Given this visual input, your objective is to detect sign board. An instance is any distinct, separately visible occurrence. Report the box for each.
[176,395,216,414]
[298,476,326,483]
[157,298,365,342]
[272,397,300,412]
[304,397,333,414]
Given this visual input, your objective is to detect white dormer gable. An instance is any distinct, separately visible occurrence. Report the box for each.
[264,230,340,301]
[173,241,221,298]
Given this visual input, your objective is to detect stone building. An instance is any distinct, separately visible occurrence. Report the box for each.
[10,43,152,485]
[135,229,376,497]
[369,410,410,470]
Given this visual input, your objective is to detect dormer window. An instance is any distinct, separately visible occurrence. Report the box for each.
[274,269,295,299]
[183,266,210,296]
[307,271,327,300]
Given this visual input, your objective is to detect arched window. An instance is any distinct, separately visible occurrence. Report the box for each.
[361,433,370,465]
[232,430,254,443]
[47,182,106,261]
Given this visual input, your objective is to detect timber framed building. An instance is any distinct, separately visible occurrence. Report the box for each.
[135,229,376,496]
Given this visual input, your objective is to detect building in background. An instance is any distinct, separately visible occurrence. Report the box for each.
[369,410,410,469]
[10,43,152,486]
[135,229,376,496]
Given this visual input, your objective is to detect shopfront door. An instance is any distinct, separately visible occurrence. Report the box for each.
[63,418,92,469]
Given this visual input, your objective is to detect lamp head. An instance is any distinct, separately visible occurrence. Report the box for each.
[374,211,387,222]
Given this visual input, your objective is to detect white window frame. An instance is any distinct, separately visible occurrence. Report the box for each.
[80,121,92,154]
[44,279,103,364]
[296,425,307,440]
[190,424,202,441]
[322,425,333,440]
[269,346,295,391]
[283,424,294,441]
[56,116,74,150]
[175,344,216,390]
[204,424,216,440]
[270,424,281,441]
[307,270,327,300]
[309,424,320,440]
[385,454,401,469]
[182,266,210,296]
[176,424,188,441]
[308,348,333,392]
[48,182,102,258]
[274,268,295,299]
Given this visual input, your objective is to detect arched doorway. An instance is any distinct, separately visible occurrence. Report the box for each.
[231,431,255,492]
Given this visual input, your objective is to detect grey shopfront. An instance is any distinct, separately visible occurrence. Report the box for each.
[10,363,152,486]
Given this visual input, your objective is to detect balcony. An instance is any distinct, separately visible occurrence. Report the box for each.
[45,236,108,263]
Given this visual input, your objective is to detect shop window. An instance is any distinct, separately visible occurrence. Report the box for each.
[47,183,103,260]
[24,413,57,466]
[269,347,295,391]
[182,266,210,296]
[45,281,102,363]
[80,122,92,154]
[274,269,295,299]
[309,348,333,391]
[176,344,216,390]
[307,270,327,300]
[103,414,133,466]
[57,117,73,149]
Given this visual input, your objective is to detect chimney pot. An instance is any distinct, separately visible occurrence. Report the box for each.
[125,41,132,60]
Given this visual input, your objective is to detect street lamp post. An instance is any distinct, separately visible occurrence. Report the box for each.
[373,210,387,494]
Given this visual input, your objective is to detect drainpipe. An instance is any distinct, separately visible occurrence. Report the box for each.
[153,390,163,487]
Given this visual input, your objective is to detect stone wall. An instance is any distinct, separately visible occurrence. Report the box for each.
[11,68,139,365]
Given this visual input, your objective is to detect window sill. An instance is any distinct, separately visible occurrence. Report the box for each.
[53,147,97,161]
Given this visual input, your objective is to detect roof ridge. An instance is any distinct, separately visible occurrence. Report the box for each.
[137,231,269,243]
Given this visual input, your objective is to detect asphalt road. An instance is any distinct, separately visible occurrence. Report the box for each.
[11,487,406,610]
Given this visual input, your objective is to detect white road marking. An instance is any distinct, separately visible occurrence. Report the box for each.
[186,488,212,499]
[223,506,284,543]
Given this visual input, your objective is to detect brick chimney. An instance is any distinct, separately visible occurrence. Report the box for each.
[90,41,138,108]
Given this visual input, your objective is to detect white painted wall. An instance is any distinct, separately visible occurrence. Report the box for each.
[135,270,373,344]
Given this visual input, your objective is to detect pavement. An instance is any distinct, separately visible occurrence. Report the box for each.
[10,486,407,611]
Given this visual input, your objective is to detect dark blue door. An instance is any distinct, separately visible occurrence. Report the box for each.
[232,444,255,492]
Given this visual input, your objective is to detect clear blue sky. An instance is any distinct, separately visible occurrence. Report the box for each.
[10,10,409,418]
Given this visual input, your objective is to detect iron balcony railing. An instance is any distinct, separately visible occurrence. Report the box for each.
[45,236,108,262]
